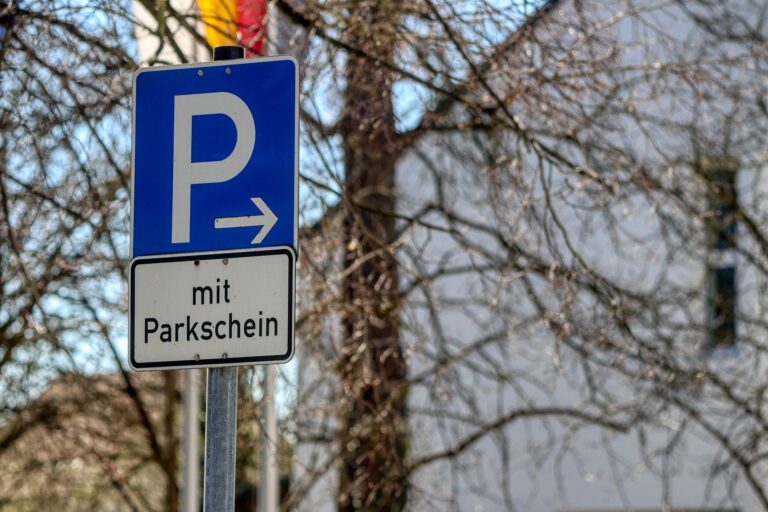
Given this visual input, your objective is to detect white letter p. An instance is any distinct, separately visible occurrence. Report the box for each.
[172,92,255,244]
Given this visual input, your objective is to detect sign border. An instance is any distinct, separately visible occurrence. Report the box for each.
[129,246,295,371]
[130,55,300,258]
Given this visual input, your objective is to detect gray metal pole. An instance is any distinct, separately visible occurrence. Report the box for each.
[259,366,279,512]
[182,369,200,512]
[204,366,238,511]
[203,45,244,512]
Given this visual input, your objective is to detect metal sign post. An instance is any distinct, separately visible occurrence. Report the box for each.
[204,365,238,512]
[203,45,243,512]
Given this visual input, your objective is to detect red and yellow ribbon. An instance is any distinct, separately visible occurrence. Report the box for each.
[197,0,267,55]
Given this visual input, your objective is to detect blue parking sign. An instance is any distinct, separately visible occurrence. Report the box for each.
[131,56,298,257]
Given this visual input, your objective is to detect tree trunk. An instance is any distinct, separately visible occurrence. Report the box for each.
[338,2,407,511]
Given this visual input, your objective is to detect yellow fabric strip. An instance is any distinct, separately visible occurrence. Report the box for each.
[197,0,238,48]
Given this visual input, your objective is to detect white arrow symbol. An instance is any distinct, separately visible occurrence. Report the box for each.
[214,197,278,244]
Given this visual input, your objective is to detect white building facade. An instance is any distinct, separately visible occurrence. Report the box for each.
[294,1,768,511]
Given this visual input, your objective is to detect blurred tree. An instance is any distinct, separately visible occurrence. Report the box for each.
[1,1,768,511]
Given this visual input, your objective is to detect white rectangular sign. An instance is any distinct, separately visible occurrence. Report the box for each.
[129,247,294,370]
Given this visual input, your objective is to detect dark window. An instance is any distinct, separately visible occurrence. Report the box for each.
[709,168,737,250]
[709,266,736,348]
